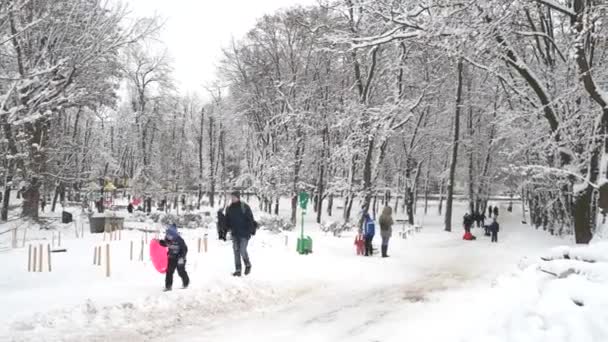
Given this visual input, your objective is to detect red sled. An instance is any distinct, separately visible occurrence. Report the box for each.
[354,234,365,255]
[462,231,477,241]
[150,239,168,273]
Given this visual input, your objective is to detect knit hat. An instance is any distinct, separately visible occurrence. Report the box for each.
[166,226,178,239]
[231,190,241,199]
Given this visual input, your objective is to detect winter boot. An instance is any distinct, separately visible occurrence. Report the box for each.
[244,265,252,276]
[163,287,172,292]
[232,271,242,277]
[381,246,389,258]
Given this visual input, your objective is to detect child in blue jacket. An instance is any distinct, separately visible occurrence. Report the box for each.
[363,213,375,256]
[159,225,190,291]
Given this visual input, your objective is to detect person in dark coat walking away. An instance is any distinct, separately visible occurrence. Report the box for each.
[127,202,134,214]
[378,206,393,258]
[493,206,499,218]
[489,218,499,243]
[40,198,46,213]
[463,213,474,233]
[158,225,189,291]
[217,208,227,241]
[225,191,256,276]
[488,205,493,219]
[476,211,485,228]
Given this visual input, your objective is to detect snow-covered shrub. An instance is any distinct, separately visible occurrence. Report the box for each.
[132,211,148,222]
[320,220,355,237]
[149,212,161,223]
[255,214,295,233]
[156,212,214,229]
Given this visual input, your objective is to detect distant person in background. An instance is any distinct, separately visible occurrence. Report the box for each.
[40,198,46,213]
[127,202,134,214]
[489,218,500,243]
[493,206,499,218]
[158,225,189,291]
[488,205,493,219]
[225,191,256,276]
[378,206,393,258]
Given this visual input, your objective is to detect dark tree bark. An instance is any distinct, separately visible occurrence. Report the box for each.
[445,58,464,232]
[198,108,204,209]
[208,115,216,207]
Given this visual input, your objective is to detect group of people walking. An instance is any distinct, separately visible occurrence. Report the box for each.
[157,190,258,291]
[463,204,501,243]
[359,206,394,258]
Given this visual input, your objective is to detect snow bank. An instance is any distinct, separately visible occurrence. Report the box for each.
[462,242,608,342]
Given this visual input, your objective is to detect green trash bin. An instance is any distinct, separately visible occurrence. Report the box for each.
[297,236,313,255]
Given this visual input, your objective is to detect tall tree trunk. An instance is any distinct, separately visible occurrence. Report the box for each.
[208,115,216,207]
[274,198,279,215]
[51,183,64,212]
[327,193,333,217]
[467,77,475,215]
[22,178,41,220]
[361,137,375,213]
[343,156,357,222]
[198,108,204,209]
[445,58,464,232]
[424,156,432,215]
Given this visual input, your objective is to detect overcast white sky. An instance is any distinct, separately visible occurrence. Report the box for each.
[125,0,318,96]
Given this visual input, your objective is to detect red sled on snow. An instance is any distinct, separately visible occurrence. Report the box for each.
[462,231,477,241]
[354,234,365,255]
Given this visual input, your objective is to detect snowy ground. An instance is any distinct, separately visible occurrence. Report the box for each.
[1,199,606,342]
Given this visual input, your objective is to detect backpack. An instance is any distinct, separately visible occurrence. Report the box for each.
[241,203,259,235]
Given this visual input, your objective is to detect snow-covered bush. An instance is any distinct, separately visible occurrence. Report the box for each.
[152,212,214,229]
[320,220,355,237]
[255,213,295,233]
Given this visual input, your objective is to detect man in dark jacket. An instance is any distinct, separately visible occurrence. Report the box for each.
[159,225,189,291]
[225,191,256,276]
[489,218,500,243]
[493,206,499,218]
[488,205,493,219]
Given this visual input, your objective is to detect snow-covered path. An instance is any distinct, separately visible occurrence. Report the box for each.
[160,210,565,342]
[0,202,571,342]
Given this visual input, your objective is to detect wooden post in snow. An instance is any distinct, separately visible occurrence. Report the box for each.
[198,238,201,253]
[94,245,98,265]
[28,244,32,272]
[74,221,79,239]
[58,232,61,247]
[203,234,208,253]
[32,246,37,273]
[130,241,133,261]
[11,226,17,249]
[139,239,144,261]
[22,227,27,247]
[52,232,56,247]
[38,243,43,272]
[47,244,52,272]
[97,246,102,266]
[105,244,110,277]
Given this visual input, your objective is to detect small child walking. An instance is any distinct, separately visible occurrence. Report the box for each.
[159,225,190,291]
